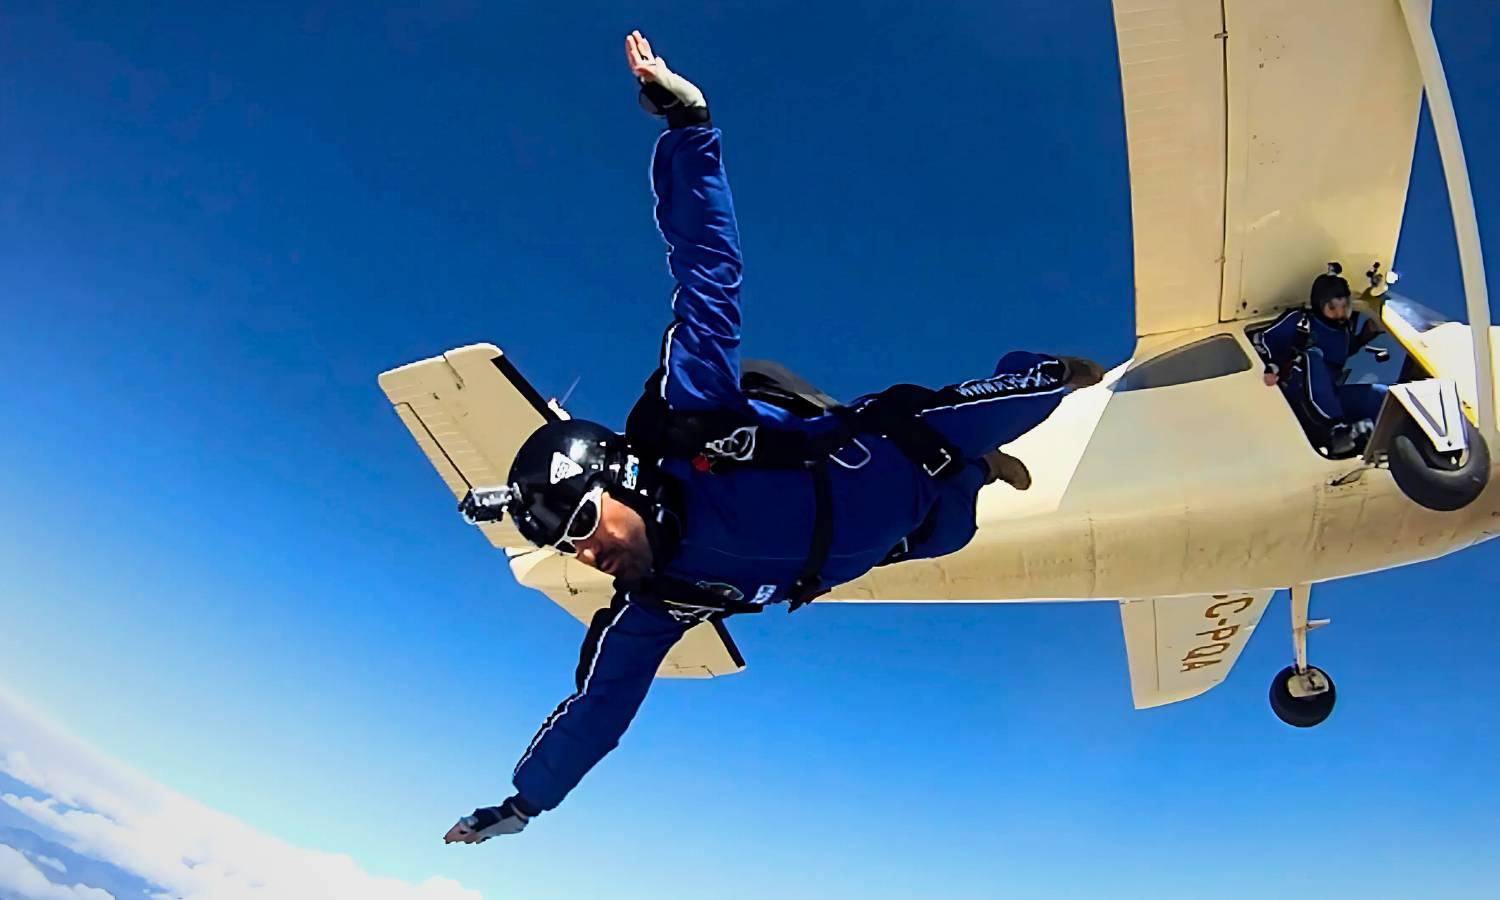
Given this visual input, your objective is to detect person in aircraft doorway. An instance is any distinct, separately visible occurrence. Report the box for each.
[442,31,1104,844]
[1253,263,1388,457]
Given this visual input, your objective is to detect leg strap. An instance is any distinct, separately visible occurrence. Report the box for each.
[843,385,964,479]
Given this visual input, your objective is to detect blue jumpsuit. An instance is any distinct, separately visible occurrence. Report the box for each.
[1253,307,1387,425]
[511,125,1070,812]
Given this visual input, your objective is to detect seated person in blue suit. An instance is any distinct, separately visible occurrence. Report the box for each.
[1254,264,1387,456]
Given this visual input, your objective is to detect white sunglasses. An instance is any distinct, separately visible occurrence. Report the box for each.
[553,485,605,556]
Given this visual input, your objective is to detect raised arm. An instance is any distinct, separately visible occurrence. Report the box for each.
[628,31,747,413]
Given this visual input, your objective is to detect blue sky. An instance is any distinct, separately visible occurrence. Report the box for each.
[1,2,1498,898]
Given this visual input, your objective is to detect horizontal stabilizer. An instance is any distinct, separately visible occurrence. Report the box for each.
[1119,589,1273,708]
[379,343,561,549]
[380,344,745,679]
[508,550,746,679]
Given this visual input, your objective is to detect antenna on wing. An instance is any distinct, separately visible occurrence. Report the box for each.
[557,374,583,409]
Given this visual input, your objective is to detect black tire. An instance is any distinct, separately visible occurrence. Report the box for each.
[1269,664,1336,728]
[1389,412,1490,512]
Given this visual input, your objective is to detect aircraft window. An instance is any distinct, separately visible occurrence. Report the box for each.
[1115,335,1251,391]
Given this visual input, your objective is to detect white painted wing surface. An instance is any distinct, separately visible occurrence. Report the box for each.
[378,343,560,549]
[1111,0,1228,337]
[510,552,746,679]
[1216,0,1421,323]
[1110,0,1423,334]
[378,343,745,679]
[1118,589,1274,708]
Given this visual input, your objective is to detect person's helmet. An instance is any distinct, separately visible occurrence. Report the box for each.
[503,419,642,550]
[1310,262,1351,311]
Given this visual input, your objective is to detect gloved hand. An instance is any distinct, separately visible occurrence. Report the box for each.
[625,30,708,126]
[443,797,533,844]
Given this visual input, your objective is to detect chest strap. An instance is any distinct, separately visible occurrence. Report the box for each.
[630,574,767,618]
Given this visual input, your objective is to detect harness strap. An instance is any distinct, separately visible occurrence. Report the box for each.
[876,504,940,567]
[787,459,833,612]
[631,574,767,618]
[627,380,965,615]
[843,385,960,478]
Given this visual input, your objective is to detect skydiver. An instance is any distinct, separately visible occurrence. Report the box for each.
[443,31,1102,844]
[1254,264,1388,456]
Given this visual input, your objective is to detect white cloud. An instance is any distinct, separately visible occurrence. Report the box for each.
[2,751,48,795]
[0,844,113,899]
[30,853,68,874]
[0,687,480,900]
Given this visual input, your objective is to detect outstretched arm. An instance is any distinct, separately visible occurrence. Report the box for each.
[510,594,689,813]
[628,32,748,413]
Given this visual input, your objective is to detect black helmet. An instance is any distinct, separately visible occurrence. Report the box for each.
[1310,262,1351,310]
[504,419,643,549]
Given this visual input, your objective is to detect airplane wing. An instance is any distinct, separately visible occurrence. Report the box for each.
[1111,0,1423,337]
[378,343,745,679]
[379,343,560,550]
[509,550,745,678]
[1118,589,1274,708]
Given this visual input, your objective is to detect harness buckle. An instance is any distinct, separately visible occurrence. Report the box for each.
[922,447,955,478]
[787,578,826,613]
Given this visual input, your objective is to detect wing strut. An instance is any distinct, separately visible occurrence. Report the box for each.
[1398,0,1497,439]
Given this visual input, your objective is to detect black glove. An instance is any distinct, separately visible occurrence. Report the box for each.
[446,797,533,844]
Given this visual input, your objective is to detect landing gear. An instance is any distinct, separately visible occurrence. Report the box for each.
[1269,584,1336,727]
[1387,411,1490,511]
[1365,379,1491,511]
[1269,665,1336,727]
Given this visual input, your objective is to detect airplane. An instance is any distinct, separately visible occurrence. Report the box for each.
[377,0,1498,729]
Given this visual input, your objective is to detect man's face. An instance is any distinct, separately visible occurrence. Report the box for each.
[1320,295,1352,322]
[569,492,653,584]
